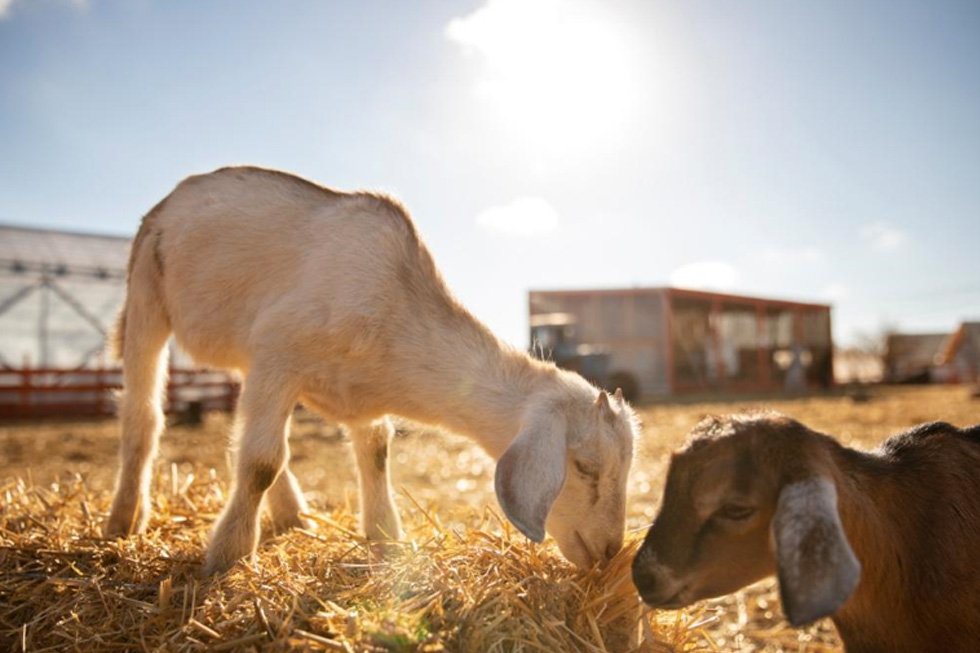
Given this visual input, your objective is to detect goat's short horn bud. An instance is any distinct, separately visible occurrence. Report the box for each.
[595,391,611,410]
[614,387,625,402]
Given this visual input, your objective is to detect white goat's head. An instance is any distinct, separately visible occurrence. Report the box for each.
[494,387,637,568]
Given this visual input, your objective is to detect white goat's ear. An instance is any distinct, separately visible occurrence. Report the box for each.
[494,419,567,542]
[613,387,625,403]
[772,477,861,626]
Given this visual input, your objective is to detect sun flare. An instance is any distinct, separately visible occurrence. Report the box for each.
[447,0,636,152]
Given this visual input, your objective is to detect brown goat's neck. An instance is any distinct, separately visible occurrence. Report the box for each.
[817,429,980,652]
[826,446,930,651]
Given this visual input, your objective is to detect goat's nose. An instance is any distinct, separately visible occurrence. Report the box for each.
[631,556,687,607]
[631,561,660,594]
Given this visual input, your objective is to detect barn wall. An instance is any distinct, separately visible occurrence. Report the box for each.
[667,289,834,393]
[529,290,671,399]
[531,287,834,398]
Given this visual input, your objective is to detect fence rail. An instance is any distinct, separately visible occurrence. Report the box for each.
[0,366,239,419]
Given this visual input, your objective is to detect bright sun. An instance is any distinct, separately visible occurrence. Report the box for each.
[447,0,635,153]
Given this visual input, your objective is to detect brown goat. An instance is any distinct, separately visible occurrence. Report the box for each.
[632,413,980,653]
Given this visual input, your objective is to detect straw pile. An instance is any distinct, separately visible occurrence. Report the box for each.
[0,468,706,652]
[2,385,975,651]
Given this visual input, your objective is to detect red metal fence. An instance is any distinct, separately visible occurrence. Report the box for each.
[0,367,239,419]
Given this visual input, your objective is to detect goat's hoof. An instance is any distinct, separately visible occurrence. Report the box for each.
[200,559,228,577]
[364,519,403,543]
[202,549,251,576]
[365,530,404,559]
[103,509,148,538]
[269,513,314,535]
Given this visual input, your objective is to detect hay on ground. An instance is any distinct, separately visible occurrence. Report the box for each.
[0,470,705,652]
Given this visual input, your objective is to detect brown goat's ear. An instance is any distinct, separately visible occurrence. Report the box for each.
[494,417,567,542]
[772,477,861,627]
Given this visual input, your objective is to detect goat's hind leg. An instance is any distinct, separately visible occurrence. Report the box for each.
[204,371,298,574]
[105,282,171,537]
[265,466,311,533]
[349,417,403,541]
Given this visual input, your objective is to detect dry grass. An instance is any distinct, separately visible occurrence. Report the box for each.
[0,471,681,652]
[0,385,977,652]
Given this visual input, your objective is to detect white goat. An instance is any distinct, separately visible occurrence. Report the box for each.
[105,166,638,574]
[632,413,980,652]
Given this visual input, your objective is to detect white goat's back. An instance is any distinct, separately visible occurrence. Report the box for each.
[144,167,436,374]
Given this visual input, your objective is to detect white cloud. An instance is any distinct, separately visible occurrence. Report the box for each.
[860,221,908,251]
[822,283,850,301]
[670,261,740,291]
[0,0,88,20]
[761,246,824,264]
[475,197,559,237]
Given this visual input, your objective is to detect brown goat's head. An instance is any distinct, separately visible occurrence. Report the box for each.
[631,413,860,626]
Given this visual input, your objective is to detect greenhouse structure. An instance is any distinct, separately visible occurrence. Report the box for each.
[0,224,235,418]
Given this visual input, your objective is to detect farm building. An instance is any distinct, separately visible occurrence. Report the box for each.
[881,332,948,383]
[529,287,834,400]
[884,333,950,383]
[0,224,235,418]
[885,322,980,384]
[936,321,980,383]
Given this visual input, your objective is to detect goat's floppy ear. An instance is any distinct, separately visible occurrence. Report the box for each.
[772,477,861,626]
[494,417,567,542]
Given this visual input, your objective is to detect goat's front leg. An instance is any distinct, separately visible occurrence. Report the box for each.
[204,373,298,574]
[348,417,402,541]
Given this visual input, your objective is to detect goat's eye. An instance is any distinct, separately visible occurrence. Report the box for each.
[716,504,756,521]
[574,460,598,478]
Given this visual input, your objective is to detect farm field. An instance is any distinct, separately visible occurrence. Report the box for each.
[1,385,977,651]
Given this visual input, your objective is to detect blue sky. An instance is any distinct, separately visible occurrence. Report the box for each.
[2,0,978,347]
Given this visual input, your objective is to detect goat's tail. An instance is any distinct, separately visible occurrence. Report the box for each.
[108,305,128,362]
[111,201,172,414]
[110,200,170,361]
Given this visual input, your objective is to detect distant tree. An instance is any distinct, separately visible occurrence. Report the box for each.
[852,322,898,358]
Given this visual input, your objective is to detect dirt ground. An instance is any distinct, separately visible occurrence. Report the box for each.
[1,385,977,651]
